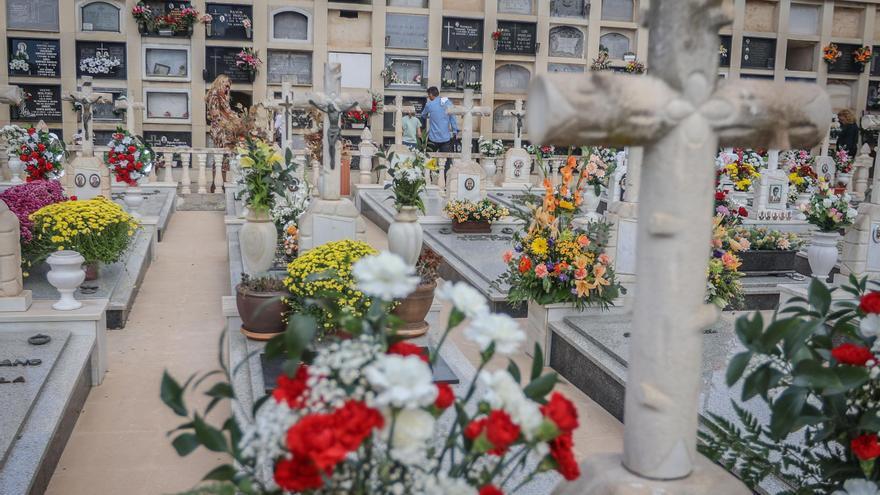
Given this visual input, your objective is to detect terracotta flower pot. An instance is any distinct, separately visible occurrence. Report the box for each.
[452,220,491,234]
[236,284,289,340]
[391,281,436,339]
[84,262,99,281]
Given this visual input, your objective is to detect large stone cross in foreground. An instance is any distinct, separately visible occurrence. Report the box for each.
[528,1,830,492]
[447,88,489,163]
[385,95,414,146]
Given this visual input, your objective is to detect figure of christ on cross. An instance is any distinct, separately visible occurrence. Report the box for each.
[62,76,111,157]
[503,99,527,149]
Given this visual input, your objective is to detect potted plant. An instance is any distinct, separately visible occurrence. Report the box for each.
[730,226,803,274]
[835,148,854,186]
[235,138,296,275]
[131,3,153,34]
[477,136,504,180]
[800,183,857,281]
[26,197,138,281]
[236,273,289,340]
[443,198,509,234]
[234,47,261,83]
[391,247,442,338]
[104,128,155,217]
[383,148,436,265]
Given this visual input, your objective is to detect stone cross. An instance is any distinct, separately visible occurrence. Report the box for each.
[0,85,22,108]
[113,90,146,135]
[530,1,830,490]
[447,88,489,163]
[384,95,414,146]
[266,80,296,151]
[503,99,527,148]
[62,76,111,157]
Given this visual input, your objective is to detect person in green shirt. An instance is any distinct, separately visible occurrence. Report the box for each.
[402,111,421,150]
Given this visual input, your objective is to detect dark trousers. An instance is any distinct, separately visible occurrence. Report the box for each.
[428,139,454,175]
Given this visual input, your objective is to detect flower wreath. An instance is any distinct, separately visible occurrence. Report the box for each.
[103,129,155,186]
[17,127,66,182]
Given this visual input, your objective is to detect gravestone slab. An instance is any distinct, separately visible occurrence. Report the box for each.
[448,160,487,202]
[206,3,253,40]
[501,148,532,188]
[496,22,538,55]
[813,156,835,183]
[11,84,62,122]
[144,46,188,79]
[146,91,189,120]
[601,0,633,21]
[441,17,483,53]
[741,37,776,70]
[0,329,70,466]
[6,0,59,32]
[493,102,517,134]
[549,26,584,58]
[272,9,309,41]
[143,130,192,147]
[498,0,533,15]
[76,41,126,80]
[828,43,864,74]
[7,38,61,78]
[204,46,251,83]
[548,63,585,73]
[385,14,429,49]
[267,50,312,85]
[551,0,587,18]
[81,1,120,32]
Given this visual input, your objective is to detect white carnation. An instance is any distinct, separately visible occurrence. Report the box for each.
[833,479,880,495]
[365,354,437,409]
[353,252,420,301]
[862,313,880,338]
[436,281,488,319]
[464,312,526,355]
[384,408,435,465]
[479,370,543,439]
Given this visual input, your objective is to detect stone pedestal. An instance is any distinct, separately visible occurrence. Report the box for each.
[447,159,487,201]
[501,147,532,189]
[840,202,880,279]
[297,198,367,252]
[68,155,111,199]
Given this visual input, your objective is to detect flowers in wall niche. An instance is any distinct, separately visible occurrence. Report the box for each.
[823,43,842,64]
[590,46,611,71]
[235,48,262,73]
[624,59,646,74]
[79,55,122,75]
[132,2,200,36]
[855,46,874,68]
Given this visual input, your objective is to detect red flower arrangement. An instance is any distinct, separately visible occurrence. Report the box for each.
[17,127,65,182]
[103,128,155,186]
[491,29,503,41]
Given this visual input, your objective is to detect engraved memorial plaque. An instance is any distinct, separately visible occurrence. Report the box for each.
[143,131,192,147]
[93,88,124,122]
[549,26,584,58]
[206,3,253,40]
[548,63,585,73]
[6,0,59,32]
[551,0,587,18]
[494,64,530,94]
[76,41,126,80]
[11,84,62,122]
[498,0,533,15]
[741,37,776,69]
[601,0,633,21]
[441,17,483,53]
[385,14,429,49]
[267,50,312,84]
[272,9,309,41]
[441,59,482,90]
[7,38,60,78]
[828,43,864,74]
[383,96,424,131]
[599,32,631,59]
[204,46,251,83]
[496,21,537,55]
[81,1,121,32]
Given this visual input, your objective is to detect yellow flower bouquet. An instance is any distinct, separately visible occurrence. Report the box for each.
[284,239,377,332]
[25,197,138,266]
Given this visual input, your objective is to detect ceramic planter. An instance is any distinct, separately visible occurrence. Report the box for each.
[388,206,423,266]
[526,300,581,362]
[391,281,436,339]
[808,231,839,281]
[47,250,86,311]
[240,209,278,275]
[838,172,852,186]
[452,220,491,234]
[84,262,99,281]
[482,158,497,181]
[7,156,23,184]
[123,186,144,218]
[236,284,289,340]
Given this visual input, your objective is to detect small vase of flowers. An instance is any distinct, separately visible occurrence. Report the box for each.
[235,48,261,82]
[801,184,857,280]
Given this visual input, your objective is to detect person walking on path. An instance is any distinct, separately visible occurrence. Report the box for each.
[836,108,859,157]
[421,86,458,173]
[402,110,421,151]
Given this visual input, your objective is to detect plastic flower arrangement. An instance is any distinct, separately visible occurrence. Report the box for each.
[835,149,854,175]
[706,215,744,309]
[104,128,155,186]
[443,199,509,224]
[162,251,582,494]
[78,55,121,75]
[478,136,505,158]
[0,125,29,155]
[731,226,803,252]
[15,127,65,182]
[700,278,880,493]
[131,2,199,33]
[526,144,555,159]
[384,149,436,213]
[283,239,377,332]
[788,157,818,195]
[590,47,611,71]
[343,93,382,125]
[235,138,297,213]
[270,183,310,262]
[582,148,617,195]
[26,196,138,266]
[801,183,857,232]
[491,29,502,41]
[719,148,763,192]
[824,43,842,64]
[855,46,873,67]
[714,189,749,227]
[0,180,66,244]
[235,48,262,72]
[624,60,646,74]
[497,156,623,309]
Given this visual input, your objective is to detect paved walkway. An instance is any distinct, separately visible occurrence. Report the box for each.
[46,211,231,495]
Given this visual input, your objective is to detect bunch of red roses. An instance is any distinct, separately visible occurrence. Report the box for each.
[104,129,154,186]
[17,127,65,182]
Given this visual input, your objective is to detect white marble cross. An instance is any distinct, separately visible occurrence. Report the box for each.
[529,1,830,487]
[503,99,527,149]
[62,77,111,157]
[0,85,23,107]
[447,88,489,163]
[265,80,296,151]
[384,95,415,146]
[113,90,146,136]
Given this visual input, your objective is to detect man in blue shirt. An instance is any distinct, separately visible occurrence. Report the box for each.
[421,86,459,173]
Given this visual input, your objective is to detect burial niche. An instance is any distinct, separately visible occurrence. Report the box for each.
[272,9,310,42]
[599,32,631,59]
[498,0,533,15]
[7,0,59,31]
[492,102,524,134]
[494,64,530,94]
[144,46,189,79]
[268,50,312,85]
[81,1,120,32]
[601,0,633,22]
[145,91,190,120]
[551,0,587,18]
[788,3,819,35]
[549,26,584,58]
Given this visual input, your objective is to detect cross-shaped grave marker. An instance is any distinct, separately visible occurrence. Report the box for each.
[530,1,829,491]
[63,76,113,198]
[265,80,297,152]
[503,99,527,149]
[384,95,415,147]
[446,89,491,200]
[113,90,146,136]
[447,88,489,164]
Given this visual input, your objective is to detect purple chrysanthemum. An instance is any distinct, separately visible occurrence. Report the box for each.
[0,180,67,243]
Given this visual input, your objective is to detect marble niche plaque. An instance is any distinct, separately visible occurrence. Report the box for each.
[11,84,62,122]
[496,22,538,55]
[272,9,309,41]
[145,91,190,120]
[385,14,429,49]
[204,46,251,83]
[601,0,633,21]
[828,43,863,74]
[599,32,631,59]
[81,1,121,32]
[549,26,584,58]
[93,129,116,145]
[6,0,59,32]
[548,63,585,73]
[498,0,533,15]
[76,41,126,80]
[872,47,880,77]
[385,57,426,88]
[383,96,425,131]
[551,0,587,18]
[267,50,312,85]
[741,37,776,70]
[494,64,530,94]
[206,3,253,40]
[788,4,819,36]
[93,88,124,122]
[7,38,60,78]
[388,0,428,6]
[442,17,483,53]
[144,46,189,79]
[493,102,518,134]
[143,131,191,148]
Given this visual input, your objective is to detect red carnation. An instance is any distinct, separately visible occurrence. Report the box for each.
[27,128,35,135]
[738,206,748,217]
[286,414,349,470]
[485,410,520,455]
[274,456,325,492]
[549,432,580,480]
[464,417,488,440]
[69,196,77,201]
[273,364,309,409]
[37,143,45,152]
[541,392,579,434]
[860,292,880,314]
[128,145,136,153]
[519,256,532,274]
[334,400,384,451]
[387,341,428,362]
[479,485,504,495]
[831,343,874,366]
[715,191,726,201]
[434,382,454,410]
[852,434,880,461]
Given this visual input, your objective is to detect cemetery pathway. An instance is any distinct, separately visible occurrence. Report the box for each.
[46,211,230,495]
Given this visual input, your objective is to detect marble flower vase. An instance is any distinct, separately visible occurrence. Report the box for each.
[7,155,23,184]
[526,301,581,362]
[808,231,839,281]
[240,209,278,275]
[123,184,144,218]
[47,250,86,311]
[387,206,423,266]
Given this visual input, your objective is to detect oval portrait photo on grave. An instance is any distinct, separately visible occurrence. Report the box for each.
[464,177,475,191]
[75,173,86,188]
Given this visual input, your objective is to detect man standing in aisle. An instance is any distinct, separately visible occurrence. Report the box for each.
[421,86,458,174]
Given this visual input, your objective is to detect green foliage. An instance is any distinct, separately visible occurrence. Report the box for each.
[235,138,296,212]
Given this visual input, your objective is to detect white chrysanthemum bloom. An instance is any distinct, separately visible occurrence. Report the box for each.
[822,198,834,208]
[383,408,435,465]
[420,473,478,495]
[353,252,420,301]
[832,479,880,495]
[436,281,488,319]
[365,354,437,409]
[464,312,526,355]
[862,313,880,338]
[480,370,544,439]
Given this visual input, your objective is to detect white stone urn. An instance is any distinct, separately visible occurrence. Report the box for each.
[240,209,278,275]
[808,231,839,281]
[795,191,812,220]
[7,155,23,184]
[482,158,497,183]
[123,185,144,218]
[837,172,852,186]
[526,301,582,362]
[387,206,423,266]
[582,188,602,219]
[46,250,86,311]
